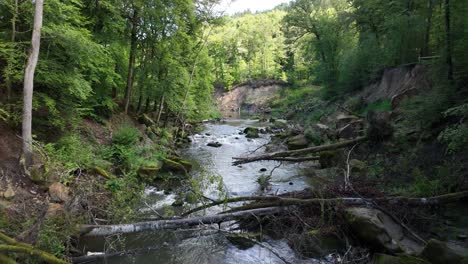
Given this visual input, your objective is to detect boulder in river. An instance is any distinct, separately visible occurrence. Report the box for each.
[244,127,259,138]
[207,142,222,148]
[226,233,261,250]
[286,134,309,150]
[345,207,423,255]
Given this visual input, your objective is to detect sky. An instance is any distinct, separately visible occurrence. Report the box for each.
[217,0,292,15]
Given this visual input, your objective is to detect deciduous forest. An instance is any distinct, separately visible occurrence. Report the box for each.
[0,0,466,263]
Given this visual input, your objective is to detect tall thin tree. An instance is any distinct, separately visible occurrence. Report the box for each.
[22,0,44,169]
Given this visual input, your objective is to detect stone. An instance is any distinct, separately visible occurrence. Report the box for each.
[226,233,260,250]
[3,184,15,200]
[349,159,367,176]
[373,253,430,264]
[421,239,467,264]
[259,168,267,172]
[345,207,423,255]
[244,127,260,139]
[46,203,64,217]
[336,114,359,129]
[286,134,309,150]
[337,119,365,139]
[48,182,70,203]
[138,162,163,183]
[207,142,222,148]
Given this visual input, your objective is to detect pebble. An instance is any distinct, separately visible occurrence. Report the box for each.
[30,190,37,195]
[289,182,294,185]
[260,168,267,172]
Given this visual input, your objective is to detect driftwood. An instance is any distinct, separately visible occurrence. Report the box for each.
[233,137,367,165]
[0,232,68,264]
[80,207,284,237]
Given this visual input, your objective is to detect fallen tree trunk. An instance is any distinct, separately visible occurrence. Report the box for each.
[80,207,283,237]
[233,136,367,165]
[183,191,468,216]
[80,191,468,237]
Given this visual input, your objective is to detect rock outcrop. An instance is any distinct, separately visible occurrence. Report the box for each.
[345,207,423,255]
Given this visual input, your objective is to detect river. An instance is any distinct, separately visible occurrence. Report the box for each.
[81,119,318,263]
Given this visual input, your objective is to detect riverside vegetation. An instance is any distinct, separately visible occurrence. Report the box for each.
[0,0,467,263]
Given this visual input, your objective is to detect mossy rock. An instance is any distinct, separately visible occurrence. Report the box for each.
[226,233,261,250]
[93,166,115,180]
[138,162,163,183]
[272,121,287,129]
[286,134,309,150]
[167,156,193,171]
[162,158,192,174]
[373,253,430,264]
[243,127,259,139]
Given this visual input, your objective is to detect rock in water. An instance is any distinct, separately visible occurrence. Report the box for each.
[345,207,423,255]
[226,233,260,250]
[207,142,222,148]
[243,127,259,138]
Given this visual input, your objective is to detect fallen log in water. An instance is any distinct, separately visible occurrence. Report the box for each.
[80,207,284,237]
[80,191,468,237]
[232,136,367,165]
[182,191,468,216]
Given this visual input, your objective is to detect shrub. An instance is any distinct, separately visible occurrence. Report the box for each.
[112,125,140,146]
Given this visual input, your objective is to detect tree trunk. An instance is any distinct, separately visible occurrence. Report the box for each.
[144,97,150,113]
[5,0,18,103]
[156,94,165,126]
[444,0,453,81]
[80,207,283,237]
[421,0,433,57]
[233,137,367,165]
[22,0,43,169]
[124,8,138,114]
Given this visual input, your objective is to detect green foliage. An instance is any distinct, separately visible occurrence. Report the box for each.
[360,100,392,115]
[112,125,140,146]
[36,215,78,258]
[208,10,287,87]
[438,103,468,153]
[44,133,94,175]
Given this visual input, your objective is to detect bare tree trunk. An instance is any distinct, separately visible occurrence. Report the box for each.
[144,97,150,113]
[22,0,44,169]
[80,207,283,237]
[5,0,18,103]
[124,8,138,114]
[156,94,165,126]
[421,0,433,57]
[444,0,453,81]
[233,137,367,165]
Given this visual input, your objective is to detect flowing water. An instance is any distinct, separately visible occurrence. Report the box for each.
[81,119,318,263]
